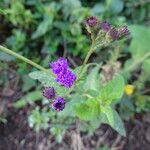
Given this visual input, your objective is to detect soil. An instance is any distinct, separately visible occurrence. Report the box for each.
[0,68,150,150]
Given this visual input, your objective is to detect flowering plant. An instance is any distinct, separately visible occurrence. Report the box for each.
[0,16,130,137]
[28,17,130,136]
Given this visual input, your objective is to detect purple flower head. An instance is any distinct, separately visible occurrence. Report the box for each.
[118,26,130,38]
[109,27,119,40]
[56,70,76,88]
[85,16,98,27]
[100,21,111,32]
[50,57,68,75]
[43,87,55,99]
[51,97,65,111]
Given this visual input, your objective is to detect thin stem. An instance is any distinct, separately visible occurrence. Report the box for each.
[78,43,95,79]
[66,45,96,96]
[123,51,150,73]
[0,45,54,76]
[79,49,93,74]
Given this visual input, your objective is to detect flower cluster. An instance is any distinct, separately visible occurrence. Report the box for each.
[42,58,77,112]
[85,16,130,40]
[103,23,130,40]
[43,87,65,111]
[50,57,76,88]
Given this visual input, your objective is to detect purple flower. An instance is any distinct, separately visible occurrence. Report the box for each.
[100,21,111,32]
[118,26,130,38]
[50,57,77,88]
[50,57,68,75]
[51,97,65,111]
[86,16,98,26]
[43,87,55,99]
[109,28,119,40]
[56,70,76,88]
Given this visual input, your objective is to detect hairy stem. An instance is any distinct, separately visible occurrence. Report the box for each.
[78,43,95,79]
[0,45,54,76]
[66,42,96,96]
[123,51,150,73]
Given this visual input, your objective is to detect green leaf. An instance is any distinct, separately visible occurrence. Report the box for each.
[99,75,125,103]
[13,91,42,108]
[50,126,65,143]
[22,75,36,92]
[29,71,67,96]
[83,65,101,92]
[0,117,7,124]
[101,106,126,136]
[74,99,100,121]
[72,64,91,76]
[106,0,124,13]
[129,25,150,59]
[32,17,52,39]
[79,118,102,135]
[0,52,15,62]
[58,94,85,117]
[0,8,7,14]
[70,23,81,35]
[91,3,105,14]
[29,71,55,86]
[28,107,51,133]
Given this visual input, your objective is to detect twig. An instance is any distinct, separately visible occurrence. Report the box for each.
[0,45,54,76]
[68,56,78,67]
[111,135,122,148]
[140,88,150,94]
[96,129,110,147]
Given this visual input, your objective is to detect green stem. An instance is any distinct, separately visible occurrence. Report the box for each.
[78,43,95,79]
[123,51,150,73]
[66,43,96,96]
[0,45,54,76]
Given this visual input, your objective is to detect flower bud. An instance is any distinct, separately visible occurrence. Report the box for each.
[43,87,55,99]
[51,97,65,111]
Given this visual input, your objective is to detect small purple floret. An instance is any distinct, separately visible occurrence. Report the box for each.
[43,87,55,99]
[118,26,130,38]
[50,57,77,88]
[109,28,119,40]
[56,70,76,88]
[51,97,65,111]
[100,21,111,32]
[86,16,98,26]
[50,57,68,75]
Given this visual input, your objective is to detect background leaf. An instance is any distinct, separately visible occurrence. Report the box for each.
[106,0,124,13]
[129,25,150,59]
[13,91,42,108]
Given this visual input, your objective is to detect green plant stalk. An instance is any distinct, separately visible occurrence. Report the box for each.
[0,45,54,76]
[67,42,96,96]
[78,41,96,79]
[123,51,150,73]
[78,48,94,76]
